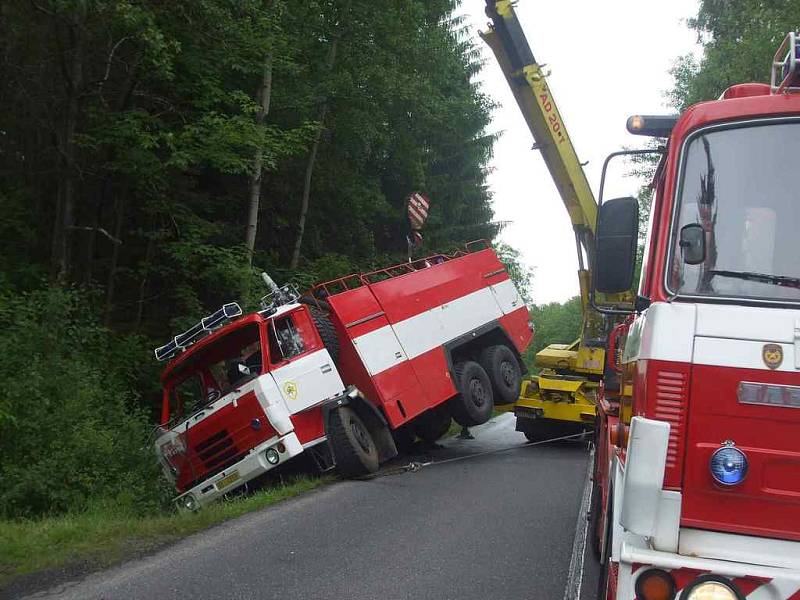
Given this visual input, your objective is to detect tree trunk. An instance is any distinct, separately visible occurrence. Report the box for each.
[290,104,328,270]
[289,35,340,270]
[245,54,273,266]
[104,183,126,326]
[135,233,155,331]
[51,23,84,282]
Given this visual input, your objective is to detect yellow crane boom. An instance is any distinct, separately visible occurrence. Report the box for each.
[481,1,596,292]
[482,0,612,440]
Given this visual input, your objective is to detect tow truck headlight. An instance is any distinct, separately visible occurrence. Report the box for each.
[180,494,198,511]
[265,448,280,465]
[683,577,741,600]
[709,442,748,486]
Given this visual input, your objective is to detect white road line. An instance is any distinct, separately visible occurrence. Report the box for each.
[564,445,594,600]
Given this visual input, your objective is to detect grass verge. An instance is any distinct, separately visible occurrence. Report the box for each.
[0,476,328,589]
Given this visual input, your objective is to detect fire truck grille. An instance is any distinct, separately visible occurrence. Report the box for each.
[194,430,243,472]
[653,370,688,470]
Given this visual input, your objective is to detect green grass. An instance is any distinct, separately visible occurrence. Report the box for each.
[0,476,328,588]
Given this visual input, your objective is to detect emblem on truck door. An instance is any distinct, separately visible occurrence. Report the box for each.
[762,343,783,369]
[283,381,298,400]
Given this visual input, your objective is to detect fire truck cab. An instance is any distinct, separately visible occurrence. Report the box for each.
[592,34,800,600]
[154,243,532,510]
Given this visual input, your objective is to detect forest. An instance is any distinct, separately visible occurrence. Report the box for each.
[1,0,798,522]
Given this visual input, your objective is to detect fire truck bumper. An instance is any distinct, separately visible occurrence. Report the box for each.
[175,431,304,510]
[614,541,800,599]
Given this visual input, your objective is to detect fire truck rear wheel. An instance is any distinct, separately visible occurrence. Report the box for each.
[448,360,494,427]
[328,406,379,477]
[391,425,416,455]
[414,406,452,444]
[310,310,340,364]
[479,344,522,405]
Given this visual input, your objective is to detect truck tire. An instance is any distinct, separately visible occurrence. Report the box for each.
[310,310,339,364]
[391,425,416,455]
[415,406,452,444]
[328,406,379,477]
[479,344,522,405]
[448,361,494,427]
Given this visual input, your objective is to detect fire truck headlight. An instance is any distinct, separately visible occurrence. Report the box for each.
[709,443,748,486]
[265,448,280,465]
[684,578,739,600]
[180,494,199,511]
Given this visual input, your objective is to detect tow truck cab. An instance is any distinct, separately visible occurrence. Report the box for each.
[594,34,800,600]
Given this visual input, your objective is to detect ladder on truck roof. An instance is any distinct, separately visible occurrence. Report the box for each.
[310,239,491,298]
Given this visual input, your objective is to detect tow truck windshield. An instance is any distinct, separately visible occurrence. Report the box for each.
[669,120,800,303]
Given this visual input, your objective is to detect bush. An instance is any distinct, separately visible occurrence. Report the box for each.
[0,285,170,518]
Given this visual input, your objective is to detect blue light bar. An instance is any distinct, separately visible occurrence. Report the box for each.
[154,302,242,361]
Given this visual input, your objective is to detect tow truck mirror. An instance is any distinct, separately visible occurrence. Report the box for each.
[679,223,705,265]
[595,197,639,294]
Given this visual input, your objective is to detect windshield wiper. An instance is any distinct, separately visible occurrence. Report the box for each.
[709,269,800,290]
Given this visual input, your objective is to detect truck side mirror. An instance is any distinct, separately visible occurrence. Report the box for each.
[679,223,705,265]
[595,197,639,294]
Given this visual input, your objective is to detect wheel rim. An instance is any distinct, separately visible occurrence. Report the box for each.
[470,377,487,407]
[500,360,515,387]
[350,417,372,453]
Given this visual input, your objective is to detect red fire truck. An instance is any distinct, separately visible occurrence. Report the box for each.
[153,242,532,509]
[591,34,800,599]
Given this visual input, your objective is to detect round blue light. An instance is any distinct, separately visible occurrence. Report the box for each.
[710,445,748,485]
[250,418,262,431]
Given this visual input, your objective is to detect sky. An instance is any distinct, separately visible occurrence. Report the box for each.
[459,0,702,305]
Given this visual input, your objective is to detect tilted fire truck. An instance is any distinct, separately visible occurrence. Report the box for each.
[153,242,532,509]
[590,34,800,599]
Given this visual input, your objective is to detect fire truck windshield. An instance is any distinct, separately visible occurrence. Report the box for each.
[668,120,800,303]
[165,323,263,425]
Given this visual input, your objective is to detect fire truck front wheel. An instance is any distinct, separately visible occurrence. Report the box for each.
[448,360,494,427]
[479,344,522,405]
[328,406,380,477]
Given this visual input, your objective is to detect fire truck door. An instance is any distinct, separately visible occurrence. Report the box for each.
[268,310,345,414]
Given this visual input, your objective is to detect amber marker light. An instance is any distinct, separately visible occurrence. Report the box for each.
[635,569,676,600]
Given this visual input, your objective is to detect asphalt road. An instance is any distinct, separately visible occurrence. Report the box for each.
[19,414,598,600]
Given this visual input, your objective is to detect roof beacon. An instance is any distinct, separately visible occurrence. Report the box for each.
[259,272,299,314]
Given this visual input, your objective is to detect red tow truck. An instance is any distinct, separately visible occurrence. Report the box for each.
[591,34,800,599]
[153,242,532,509]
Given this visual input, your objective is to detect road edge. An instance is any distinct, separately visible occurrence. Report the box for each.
[563,444,594,600]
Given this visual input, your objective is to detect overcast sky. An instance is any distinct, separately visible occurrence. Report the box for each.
[459,1,701,304]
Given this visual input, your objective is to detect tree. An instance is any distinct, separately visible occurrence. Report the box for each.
[669,1,800,110]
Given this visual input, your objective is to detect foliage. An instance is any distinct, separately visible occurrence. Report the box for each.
[669,1,800,110]
[523,297,583,370]
[0,0,507,521]
[0,286,168,518]
[495,242,534,306]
